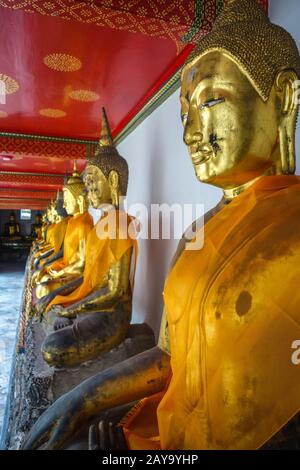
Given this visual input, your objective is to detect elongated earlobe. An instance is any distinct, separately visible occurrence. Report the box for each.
[78,195,83,214]
[276,70,299,174]
[108,170,120,208]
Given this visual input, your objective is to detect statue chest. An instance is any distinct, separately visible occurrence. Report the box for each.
[202,219,300,375]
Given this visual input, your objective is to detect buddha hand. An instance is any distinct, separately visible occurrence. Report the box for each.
[31,269,44,287]
[88,421,127,450]
[48,268,61,279]
[21,347,170,450]
[21,385,84,450]
[53,317,73,331]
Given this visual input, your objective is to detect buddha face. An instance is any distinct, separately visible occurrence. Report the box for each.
[51,205,60,223]
[181,51,281,189]
[63,188,78,215]
[46,207,53,223]
[83,165,111,209]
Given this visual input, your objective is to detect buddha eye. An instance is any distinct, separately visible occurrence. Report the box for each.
[200,97,225,110]
[181,113,188,125]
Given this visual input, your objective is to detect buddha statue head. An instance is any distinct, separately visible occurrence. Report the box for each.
[63,161,87,215]
[53,191,68,222]
[84,107,128,209]
[46,201,55,224]
[181,0,300,198]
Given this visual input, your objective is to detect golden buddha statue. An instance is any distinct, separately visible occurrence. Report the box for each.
[35,211,50,246]
[40,108,137,368]
[33,162,94,313]
[30,213,43,240]
[23,0,300,451]
[33,192,70,269]
[31,205,53,255]
[41,212,47,235]
[4,211,21,238]
[32,201,54,255]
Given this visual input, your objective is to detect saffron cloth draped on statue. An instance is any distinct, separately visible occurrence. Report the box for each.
[47,210,137,310]
[46,212,93,273]
[123,175,300,450]
[36,217,70,260]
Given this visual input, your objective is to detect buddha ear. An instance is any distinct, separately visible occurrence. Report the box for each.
[78,195,84,214]
[108,170,120,207]
[275,69,299,174]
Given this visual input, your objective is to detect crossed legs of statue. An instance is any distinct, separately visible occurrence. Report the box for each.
[35,276,83,314]
[42,302,131,368]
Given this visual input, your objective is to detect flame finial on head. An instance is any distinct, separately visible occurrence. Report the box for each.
[64,160,85,199]
[97,107,114,149]
[87,107,129,196]
[72,160,79,177]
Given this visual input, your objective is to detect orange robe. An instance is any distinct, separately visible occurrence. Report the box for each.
[35,218,70,259]
[46,211,93,274]
[123,175,300,450]
[35,223,53,250]
[38,217,70,267]
[47,210,136,311]
[40,222,48,241]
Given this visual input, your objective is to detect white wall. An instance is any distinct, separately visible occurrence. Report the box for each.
[119,0,300,336]
[119,91,222,335]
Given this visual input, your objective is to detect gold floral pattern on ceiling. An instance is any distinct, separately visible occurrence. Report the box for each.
[0,172,64,187]
[0,74,19,94]
[0,188,57,200]
[39,108,67,118]
[43,53,82,72]
[68,89,100,102]
[0,135,96,160]
[0,0,193,53]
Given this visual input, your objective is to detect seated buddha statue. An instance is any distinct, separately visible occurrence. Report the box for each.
[32,201,56,256]
[30,213,43,240]
[23,0,300,451]
[39,108,137,369]
[4,211,21,238]
[33,193,70,269]
[40,212,49,242]
[32,205,53,252]
[33,162,94,313]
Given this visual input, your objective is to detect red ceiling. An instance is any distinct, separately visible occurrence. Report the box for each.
[0,0,268,211]
[0,7,184,139]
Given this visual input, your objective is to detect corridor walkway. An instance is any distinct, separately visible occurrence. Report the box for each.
[0,261,25,436]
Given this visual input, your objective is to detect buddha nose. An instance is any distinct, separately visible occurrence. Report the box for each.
[184,128,203,148]
[183,108,203,147]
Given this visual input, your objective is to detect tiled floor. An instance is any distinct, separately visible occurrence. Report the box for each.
[0,261,25,437]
